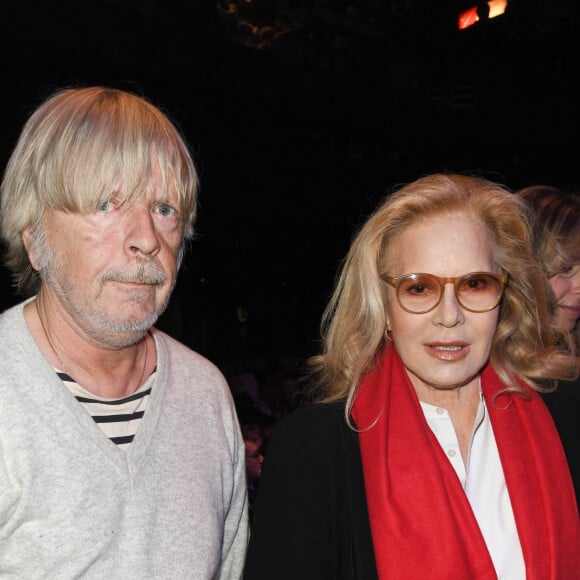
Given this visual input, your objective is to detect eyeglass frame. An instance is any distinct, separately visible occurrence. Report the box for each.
[381,271,508,314]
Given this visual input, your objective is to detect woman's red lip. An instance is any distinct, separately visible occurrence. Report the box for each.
[424,344,470,361]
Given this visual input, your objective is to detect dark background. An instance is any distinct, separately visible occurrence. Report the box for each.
[1,0,578,378]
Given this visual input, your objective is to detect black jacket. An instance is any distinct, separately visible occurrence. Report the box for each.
[243,401,378,580]
[542,376,580,506]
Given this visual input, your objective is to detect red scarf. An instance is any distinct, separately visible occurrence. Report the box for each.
[351,344,579,579]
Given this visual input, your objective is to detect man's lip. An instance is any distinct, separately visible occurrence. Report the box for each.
[109,278,156,285]
[113,280,155,289]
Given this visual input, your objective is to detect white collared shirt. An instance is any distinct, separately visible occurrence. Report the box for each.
[420,395,526,579]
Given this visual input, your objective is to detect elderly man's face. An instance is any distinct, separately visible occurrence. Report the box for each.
[27,177,184,348]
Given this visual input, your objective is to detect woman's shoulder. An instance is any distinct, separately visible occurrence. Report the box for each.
[274,400,348,432]
[256,400,361,496]
[266,400,352,456]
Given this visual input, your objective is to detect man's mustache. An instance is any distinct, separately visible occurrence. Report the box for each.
[100,261,167,286]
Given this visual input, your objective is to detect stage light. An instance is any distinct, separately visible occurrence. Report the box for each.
[458,0,507,30]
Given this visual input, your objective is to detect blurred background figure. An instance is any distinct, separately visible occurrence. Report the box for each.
[516,184,580,503]
[242,423,265,521]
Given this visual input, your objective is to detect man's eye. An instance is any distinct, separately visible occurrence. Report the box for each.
[156,204,177,217]
[98,200,114,213]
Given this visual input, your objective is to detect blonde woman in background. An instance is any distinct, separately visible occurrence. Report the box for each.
[516,184,580,504]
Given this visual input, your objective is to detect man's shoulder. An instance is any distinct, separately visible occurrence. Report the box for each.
[0,300,26,328]
[152,327,207,359]
[151,327,226,383]
[0,300,30,356]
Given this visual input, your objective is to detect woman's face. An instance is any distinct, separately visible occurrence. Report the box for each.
[549,265,580,332]
[385,213,501,399]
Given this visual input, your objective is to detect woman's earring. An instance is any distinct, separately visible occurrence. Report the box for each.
[385,330,394,342]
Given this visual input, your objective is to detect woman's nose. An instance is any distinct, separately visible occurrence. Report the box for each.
[432,283,464,327]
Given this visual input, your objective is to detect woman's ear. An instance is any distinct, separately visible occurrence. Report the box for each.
[384,312,393,341]
[385,302,392,332]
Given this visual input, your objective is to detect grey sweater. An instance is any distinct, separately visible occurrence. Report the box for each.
[0,300,249,579]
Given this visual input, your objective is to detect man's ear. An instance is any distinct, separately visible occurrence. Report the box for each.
[22,226,40,271]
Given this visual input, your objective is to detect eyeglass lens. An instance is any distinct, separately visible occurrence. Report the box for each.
[397,273,503,313]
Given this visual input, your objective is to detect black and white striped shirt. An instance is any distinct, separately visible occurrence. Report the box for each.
[59,370,156,449]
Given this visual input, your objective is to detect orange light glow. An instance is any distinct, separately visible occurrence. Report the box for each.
[458,0,507,30]
[488,0,507,19]
[458,7,479,30]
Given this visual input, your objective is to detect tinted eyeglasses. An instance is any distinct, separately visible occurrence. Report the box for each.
[381,272,507,314]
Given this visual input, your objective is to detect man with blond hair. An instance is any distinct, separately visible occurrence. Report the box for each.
[0,86,248,578]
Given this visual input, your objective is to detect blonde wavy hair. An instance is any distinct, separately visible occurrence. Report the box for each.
[0,86,199,296]
[517,185,580,351]
[308,173,567,416]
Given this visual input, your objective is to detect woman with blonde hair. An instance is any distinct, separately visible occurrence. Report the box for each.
[517,184,580,503]
[244,173,579,579]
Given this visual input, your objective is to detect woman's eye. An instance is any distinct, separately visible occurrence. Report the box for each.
[406,283,435,296]
[466,278,486,291]
[408,284,426,295]
[560,265,580,278]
